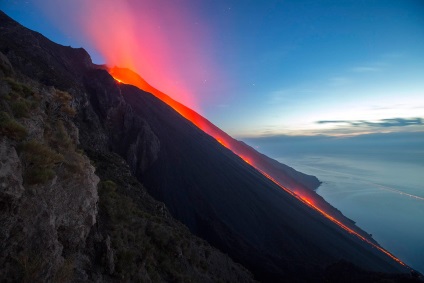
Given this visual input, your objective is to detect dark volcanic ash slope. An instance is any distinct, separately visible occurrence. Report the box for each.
[107,66,361,233]
[0,10,420,283]
[91,75,410,282]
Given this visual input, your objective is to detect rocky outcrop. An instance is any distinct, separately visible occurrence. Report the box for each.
[0,139,24,199]
[0,60,99,281]
[0,137,98,282]
[82,69,161,175]
[0,52,13,77]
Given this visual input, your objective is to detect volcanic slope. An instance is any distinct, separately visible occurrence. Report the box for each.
[0,10,418,283]
[109,66,368,235]
[96,77,410,282]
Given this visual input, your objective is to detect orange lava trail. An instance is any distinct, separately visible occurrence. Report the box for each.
[108,67,407,268]
[257,169,406,267]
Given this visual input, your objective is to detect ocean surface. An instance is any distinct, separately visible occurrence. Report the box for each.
[245,133,424,273]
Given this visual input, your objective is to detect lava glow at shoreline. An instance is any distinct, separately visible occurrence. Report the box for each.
[108,67,407,269]
[257,169,406,267]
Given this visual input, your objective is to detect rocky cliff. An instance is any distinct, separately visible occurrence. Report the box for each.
[0,12,255,282]
[0,59,99,281]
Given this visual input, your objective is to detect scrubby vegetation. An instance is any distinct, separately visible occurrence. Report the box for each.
[0,65,253,282]
[90,151,254,282]
[0,111,27,140]
[2,77,39,118]
[54,89,77,117]
[0,75,81,185]
[97,176,207,281]
[18,140,64,184]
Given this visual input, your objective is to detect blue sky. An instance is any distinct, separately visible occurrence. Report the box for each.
[1,0,423,137]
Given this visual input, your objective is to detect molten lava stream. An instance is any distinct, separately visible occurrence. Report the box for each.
[257,168,406,266]
[108,67,406,268]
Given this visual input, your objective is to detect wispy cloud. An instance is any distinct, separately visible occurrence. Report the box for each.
[382,52,405,59]
[351,66,382,73]
[236,117,424,138]
[328,77,351,86]
[350,53,401,73]
[267,88,325,104]
[317,117,423,128]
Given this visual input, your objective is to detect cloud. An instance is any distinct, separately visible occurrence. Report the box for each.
[317,117,423,128]
[241,131,424,164]
[328,77,351,86]
[351,66,381,73]
[382,52,405,59]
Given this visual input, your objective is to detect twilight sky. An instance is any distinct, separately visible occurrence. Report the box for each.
[1,0,423,137]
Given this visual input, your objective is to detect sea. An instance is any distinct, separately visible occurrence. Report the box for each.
[244,133,424,273]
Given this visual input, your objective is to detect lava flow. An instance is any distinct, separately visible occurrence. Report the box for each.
[257,169,406,266]
[108,66,407,268]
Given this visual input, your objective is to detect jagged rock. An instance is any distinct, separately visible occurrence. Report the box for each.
[47,153,99,253]
[126,119,160,174]
[104,235,115,275]
[0,60,99,281]
[0,51,13,77]
[0,139,24,199]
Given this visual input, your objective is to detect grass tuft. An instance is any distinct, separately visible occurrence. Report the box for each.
[18,140,64,185]
[0,111,27,140]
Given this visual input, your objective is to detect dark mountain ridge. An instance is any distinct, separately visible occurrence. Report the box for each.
[0,10,420,282]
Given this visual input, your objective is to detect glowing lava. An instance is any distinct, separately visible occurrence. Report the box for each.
[257,168,406,266]
[38,0,216,110]
[108,66,407,268]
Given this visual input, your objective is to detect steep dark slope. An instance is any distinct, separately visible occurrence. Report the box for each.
[108,67,321,191]
[0,10,420,283]
[0,66,255,282]
[86,74,409,282]
[108,66,359,232]
[0,11,256,282]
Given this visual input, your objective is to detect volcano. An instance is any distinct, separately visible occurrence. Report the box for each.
[0,10,417,282]
[96,68,409,281]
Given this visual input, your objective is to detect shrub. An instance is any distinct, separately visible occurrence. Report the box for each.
[99,180,117,193]
[25,167,56,185]
[3,77,22,92]
[11,100,30,118]
[54,90,72,104]
[61,105,77,117]
[63,152,85,174]
[3,77,34,97]
[0,60,13,77]
[21,84,34,97]
[50,120,73,150]
[19,140,64,166]
[19,140,64,185]
[54,90,76,117]
[0,111,27,140]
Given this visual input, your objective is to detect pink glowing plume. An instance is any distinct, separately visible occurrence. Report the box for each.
[37,0,218,111]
